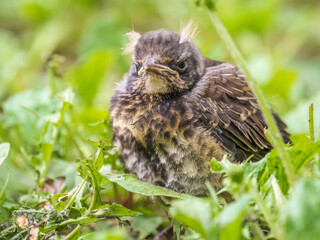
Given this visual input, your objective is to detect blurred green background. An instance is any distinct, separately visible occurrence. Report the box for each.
[0,0,319,201]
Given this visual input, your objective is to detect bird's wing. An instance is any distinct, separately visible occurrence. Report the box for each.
[187,62,289,161]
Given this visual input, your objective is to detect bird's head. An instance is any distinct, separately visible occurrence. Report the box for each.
[125,24,205,96]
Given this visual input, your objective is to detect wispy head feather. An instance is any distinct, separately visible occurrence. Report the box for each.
[180,20,198,44]
[123,30,141,54]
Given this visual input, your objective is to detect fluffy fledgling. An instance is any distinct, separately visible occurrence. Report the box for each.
[110,26,289,196]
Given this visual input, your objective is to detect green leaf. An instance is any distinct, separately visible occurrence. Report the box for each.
[289,134,320,173]
[69,51,112,106]
[93,148,104,171]
[76,158,108,186]
[87,139,113,149]
[281,179,320,240]
[0,206,10,223]
[46,209,65,229]
[100,173,187,198]
[131,216,163,240]
[2,88,60,142]
[0,143,10,167]
[90,203,142,218]
[51,193,70,212]
[19,192,49,208]
[76,161,89,180]
[218,195,250,240]
[210,157,224,173]
[41,142,53,162]
[173,220,182,240]
[170,197,217,239]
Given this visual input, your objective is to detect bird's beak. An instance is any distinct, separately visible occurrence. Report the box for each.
[138,58,178,76]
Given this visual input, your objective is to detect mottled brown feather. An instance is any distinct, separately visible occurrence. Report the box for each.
[188,60,289,161]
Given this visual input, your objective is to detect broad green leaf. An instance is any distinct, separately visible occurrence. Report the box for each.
[262,69,296,112]
[281,179,320,240]
[104,203,142,217]
[218,195,250,240]
[93,170,109,187]
[0,206,10,222]
[131,216,163,240]
[100,173,186,198]
[0,143,10,167]
[69,207,82,219]
[68,51,111,106]
[19,192,49,208]
[2,89,60,143]
[170,197,217,239]
[228,165,244,184]
[289,134,320,173]
[265,149,289,194]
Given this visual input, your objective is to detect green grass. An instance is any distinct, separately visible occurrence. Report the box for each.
[1,0,320,239]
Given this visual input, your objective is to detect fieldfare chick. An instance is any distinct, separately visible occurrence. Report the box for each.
[110,25,290,196]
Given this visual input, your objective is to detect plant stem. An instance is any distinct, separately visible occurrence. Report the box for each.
[0,173,9,200]
[86,165,99,212]
[63,165,99,240]
[205,8,295,187]
[309,103,315,142]
[0,224,17,237]
[39,102,71,186]
[63,225,81,240]
[64,177,88,210]
[249,181,282,239]
[251,221,266,240]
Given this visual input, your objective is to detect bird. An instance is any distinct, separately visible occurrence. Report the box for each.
[110,22,290,197]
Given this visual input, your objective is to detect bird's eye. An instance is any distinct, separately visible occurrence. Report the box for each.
[177,61,187,70]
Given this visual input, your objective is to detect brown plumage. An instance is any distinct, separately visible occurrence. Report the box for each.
[110,28,289,196]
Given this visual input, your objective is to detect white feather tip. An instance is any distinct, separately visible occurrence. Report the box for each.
[180,20,198,43]
[123,30,141,54]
